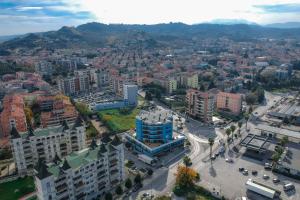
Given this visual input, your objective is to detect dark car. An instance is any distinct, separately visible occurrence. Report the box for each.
[273,178,280,183]
[239,167,244,172]
[252,170,258,175]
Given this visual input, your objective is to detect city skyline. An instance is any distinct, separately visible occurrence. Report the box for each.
[1,0,300,35]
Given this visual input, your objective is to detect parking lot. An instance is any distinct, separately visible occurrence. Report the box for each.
[199,146,300,200]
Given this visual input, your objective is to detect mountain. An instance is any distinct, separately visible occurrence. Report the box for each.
[208,19,257,25]
[0,35,21,43]
[1,22,300,54]
[265,22,300,29]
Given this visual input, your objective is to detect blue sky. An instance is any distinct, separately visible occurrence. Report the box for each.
[0,0,300,35]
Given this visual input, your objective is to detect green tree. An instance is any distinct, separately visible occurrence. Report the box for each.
[226,128,232,145]
[105,192,113,200]
[134,173,142,185]
[280,136,289,147]
[271,152,281,168]
[183,156,192,167]
[208,137,215,165]
[147,168,153,176]
[245,114,249,130]
[145,91,153,101]
[238,121,242,137]
[245,93,257,105]
[230,125,236,141]
[125,178,132,189]
[115,185,123,195]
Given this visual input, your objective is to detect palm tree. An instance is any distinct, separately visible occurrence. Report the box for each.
[183,156,192,167]
[225,128,231,146]
[208,137,215,164]
[280,136,289,147]
[230,125,236,141]
[271,152,281,169]
[238,121,242,137]
[245,114,249,130]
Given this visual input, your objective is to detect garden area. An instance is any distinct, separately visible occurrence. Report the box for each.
[97,96,145,133]
[173,156,219,200]
[98,107,140,133]
[0,176,35,200]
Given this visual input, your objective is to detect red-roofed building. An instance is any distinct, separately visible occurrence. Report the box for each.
[0,95,27,138]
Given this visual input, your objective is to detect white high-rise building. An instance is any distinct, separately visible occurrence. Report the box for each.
[123,84,138,106]
[35,136,125,200]
[10,117,86,176]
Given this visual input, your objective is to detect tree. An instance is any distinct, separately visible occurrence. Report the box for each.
[280,136,289,147]
[145,91,153,101]
[125,178,133,189]
[245,114,249,130]
[115,185,123,195]
[238,121,242,137]
[245,93,257,105]
[225,128,231,145]
[208,137,215,164]
[134,173,142,185]
[271,152,281,168]
[175,165,198,189]
[105,192,113,200]
[147,168,153,176]
[183,156,192,167]
[230,125,236,141]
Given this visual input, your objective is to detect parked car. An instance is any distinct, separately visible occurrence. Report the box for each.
[283,183,295,191]
[264,163,272,170]
[239,167,244,172]
[225,158,233,163]
[273,178,280,183]
[243,170,249,175]
[252,170,258,175]
[211,155,216,160]
[263,174,269,179]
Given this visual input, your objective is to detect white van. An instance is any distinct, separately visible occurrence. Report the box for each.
[283,183,295,191]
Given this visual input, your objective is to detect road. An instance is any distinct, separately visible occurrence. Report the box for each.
[128,115,226,199]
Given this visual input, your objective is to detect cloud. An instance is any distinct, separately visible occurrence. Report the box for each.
[17,6,44,11]
[254,3,300,13]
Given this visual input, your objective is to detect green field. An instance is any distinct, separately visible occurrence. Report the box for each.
[97,96,145,133]
[0,176,35,200]
[98,107,140,132]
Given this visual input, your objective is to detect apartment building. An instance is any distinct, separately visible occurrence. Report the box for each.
[35,136,125,200]
[35,61,53,76]
[0,95,27,138]
[177,73,199,89]
[10,117,86,176]
[57,75,90,96]
[186,89,214,122]
[216,92,242,115]
[94,68,110,88]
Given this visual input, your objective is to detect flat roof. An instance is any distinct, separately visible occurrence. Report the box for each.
[137,107,172,124]
[240,133,270,152]
[246,179,276,196]
[256,124,300,139]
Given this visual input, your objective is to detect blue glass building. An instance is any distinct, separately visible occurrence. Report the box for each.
[125,107,185,157]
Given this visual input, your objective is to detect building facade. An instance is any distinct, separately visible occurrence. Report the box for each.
[125,107,185,157]
[35,136,125,200]
[186,89,214,122]
[10,117,86,175]
[216,92,242,115]
[0,95,27,138]
[123,84,138,106]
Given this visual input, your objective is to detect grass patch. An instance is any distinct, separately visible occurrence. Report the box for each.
[98,107,140,133]
[97,96,145,133]
[173,185,219,200]
[0,176,35,200]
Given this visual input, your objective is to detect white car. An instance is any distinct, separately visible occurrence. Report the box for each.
[263,174,269,179]
[225,158,233,163]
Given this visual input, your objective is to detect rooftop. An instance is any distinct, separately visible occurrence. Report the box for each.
[137,107,173,124]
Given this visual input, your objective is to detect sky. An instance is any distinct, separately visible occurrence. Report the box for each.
[0,0,300,36]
